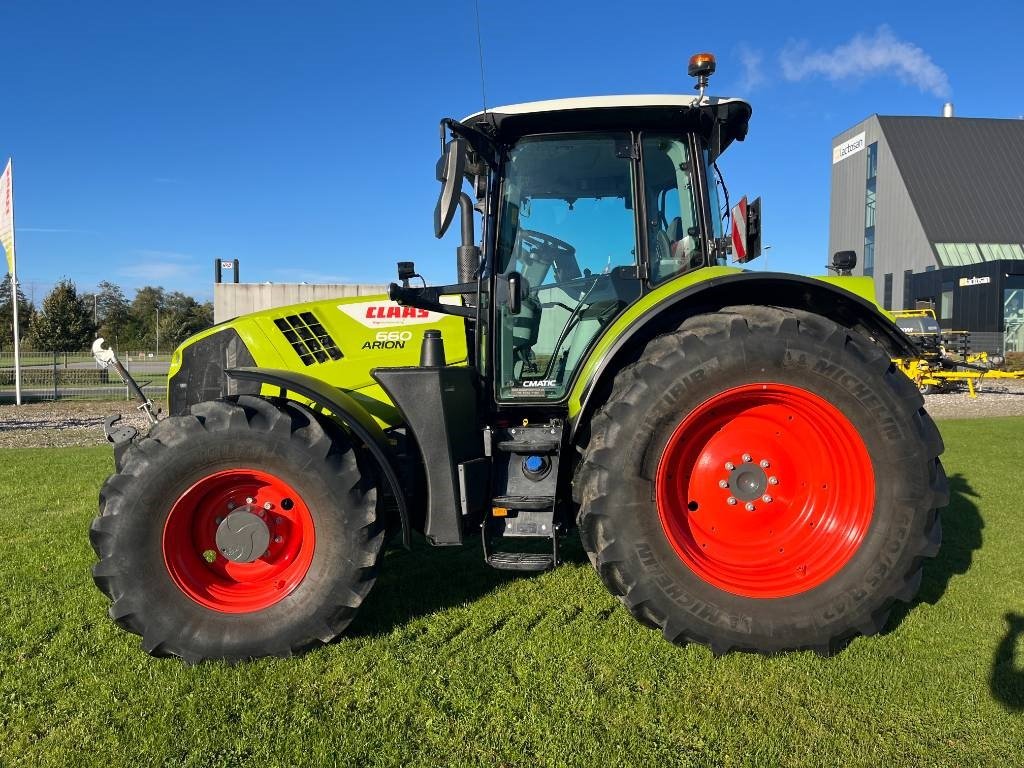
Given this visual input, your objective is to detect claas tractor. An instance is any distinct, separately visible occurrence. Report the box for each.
[90,54,947,662]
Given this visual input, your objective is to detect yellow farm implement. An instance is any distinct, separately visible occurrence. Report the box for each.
[892,309,1024,396]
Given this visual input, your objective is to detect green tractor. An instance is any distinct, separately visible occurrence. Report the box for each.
[91,54,946,662]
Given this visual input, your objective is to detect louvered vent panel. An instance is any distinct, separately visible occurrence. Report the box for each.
[273,312,343,366]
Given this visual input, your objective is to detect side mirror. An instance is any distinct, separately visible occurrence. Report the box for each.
[832,250,857,275]
[730,196,761,263]
[434,138,467,239]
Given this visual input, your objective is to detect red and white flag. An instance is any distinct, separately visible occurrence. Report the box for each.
[730,196,748,263]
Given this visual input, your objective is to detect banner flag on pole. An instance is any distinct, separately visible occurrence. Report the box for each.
[0,158,13,274]
[1,157,22,405]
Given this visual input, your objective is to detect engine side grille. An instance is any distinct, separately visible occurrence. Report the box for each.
[274,312,343,366]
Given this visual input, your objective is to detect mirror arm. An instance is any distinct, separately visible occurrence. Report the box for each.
[388,281,478,318]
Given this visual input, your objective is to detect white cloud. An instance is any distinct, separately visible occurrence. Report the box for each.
[118,250,200,281]
[269,269,359,284]
[20,227,97,234]
[780,25,951,98]
[735,46,765,93]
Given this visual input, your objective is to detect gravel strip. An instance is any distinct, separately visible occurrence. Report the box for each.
[2,379,1023,450]
[0,401,160,449]
[914,378,1024,421]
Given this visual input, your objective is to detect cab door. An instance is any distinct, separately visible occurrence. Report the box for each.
[493,132,642,403]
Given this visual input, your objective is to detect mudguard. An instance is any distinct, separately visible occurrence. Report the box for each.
[225,367,411,548]
[568,270,917,438]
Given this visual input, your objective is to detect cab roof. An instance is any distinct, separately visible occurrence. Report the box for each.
[461,95,752,156]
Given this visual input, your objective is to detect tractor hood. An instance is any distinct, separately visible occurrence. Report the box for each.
[166,293,469,425]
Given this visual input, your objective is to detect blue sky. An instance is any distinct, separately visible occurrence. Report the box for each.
[2,0,1021,303]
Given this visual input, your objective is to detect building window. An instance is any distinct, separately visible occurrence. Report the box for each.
[1005,280,1024,354]
[863,142,878,278]
[865,178,876,228]
[903,269,912,309]
[883,273,893,310]
[935,242,1024,266]
[940,281,954,321]
[864,227,875,276]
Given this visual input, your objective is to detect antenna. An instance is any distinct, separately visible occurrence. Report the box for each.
[474,0,488,113]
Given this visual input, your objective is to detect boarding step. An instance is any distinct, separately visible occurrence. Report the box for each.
[484,551,555,572]
[491,495,555,512]
[482,510,560,572]
[496,439,560,453]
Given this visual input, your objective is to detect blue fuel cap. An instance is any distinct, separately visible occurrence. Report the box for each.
[522,455,549,479]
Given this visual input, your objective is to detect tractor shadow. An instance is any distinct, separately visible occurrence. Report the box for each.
[991,612,1024,711]
[886,473,983,630]
[347,531,590,638]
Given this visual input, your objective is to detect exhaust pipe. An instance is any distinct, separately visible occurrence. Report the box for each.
[456,192,481,304]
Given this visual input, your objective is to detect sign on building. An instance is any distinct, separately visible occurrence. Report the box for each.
[833,132,866,165]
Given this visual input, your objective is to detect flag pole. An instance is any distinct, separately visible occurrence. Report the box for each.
[6,157,21,405]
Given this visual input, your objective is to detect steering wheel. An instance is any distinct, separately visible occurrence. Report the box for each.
[517,228,582,282]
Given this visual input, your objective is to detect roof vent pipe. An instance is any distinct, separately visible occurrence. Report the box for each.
[942,102,954,118]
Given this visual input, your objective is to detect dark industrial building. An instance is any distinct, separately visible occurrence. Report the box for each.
[829,109,1024,354]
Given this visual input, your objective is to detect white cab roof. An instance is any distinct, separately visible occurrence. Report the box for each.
[462,94,748,123]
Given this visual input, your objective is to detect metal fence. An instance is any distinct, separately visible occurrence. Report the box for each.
[0,350,170,403]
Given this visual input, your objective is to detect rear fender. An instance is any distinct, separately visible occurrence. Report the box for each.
[225,367,411,548]
[569,271,917,439]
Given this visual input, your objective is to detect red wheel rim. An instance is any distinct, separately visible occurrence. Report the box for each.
[655,383,875,598]
[162,469,315,613]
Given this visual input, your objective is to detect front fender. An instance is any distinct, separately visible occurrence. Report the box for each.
[568,271,915,438]
[225,367,411,548]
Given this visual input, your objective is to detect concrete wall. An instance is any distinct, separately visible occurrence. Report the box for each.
[829,116,937,310]
[214,283,388,323]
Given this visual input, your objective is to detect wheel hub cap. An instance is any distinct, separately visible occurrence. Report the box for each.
[726,461,768,501]
[215,508,271,563]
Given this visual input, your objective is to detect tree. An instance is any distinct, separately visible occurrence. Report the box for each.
[94,281,131,349]
[0,274,34,353]
[29,279,95,354]
[162,292,214,348]
[126,286,166,352]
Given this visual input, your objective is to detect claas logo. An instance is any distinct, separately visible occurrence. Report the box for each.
[364,305,430,319]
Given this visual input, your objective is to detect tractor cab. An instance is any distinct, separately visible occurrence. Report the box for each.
[394,63,758,406]
[475,99,745,402]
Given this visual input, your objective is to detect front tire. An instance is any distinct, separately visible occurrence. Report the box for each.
[575,307,947,655]
[90,396,383,662]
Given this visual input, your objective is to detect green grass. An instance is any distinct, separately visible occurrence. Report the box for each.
[2,420,1023,767]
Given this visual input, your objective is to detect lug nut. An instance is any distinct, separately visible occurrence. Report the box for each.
[274,536,283,543]
[215,516,224,525]
[718,479,729,489]
[768,476,779,485]
[263,501,273,510]
[760,459,770,469]
[745,502,756,512]
[762,495,773,503]
[725,461,735,470]
[742,453,752,463]
[726,497,737,506]
[245,497,254,505]
[227,501,236,511]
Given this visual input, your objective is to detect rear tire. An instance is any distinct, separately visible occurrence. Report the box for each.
[575,307,947,655]
[90,396,383,662]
